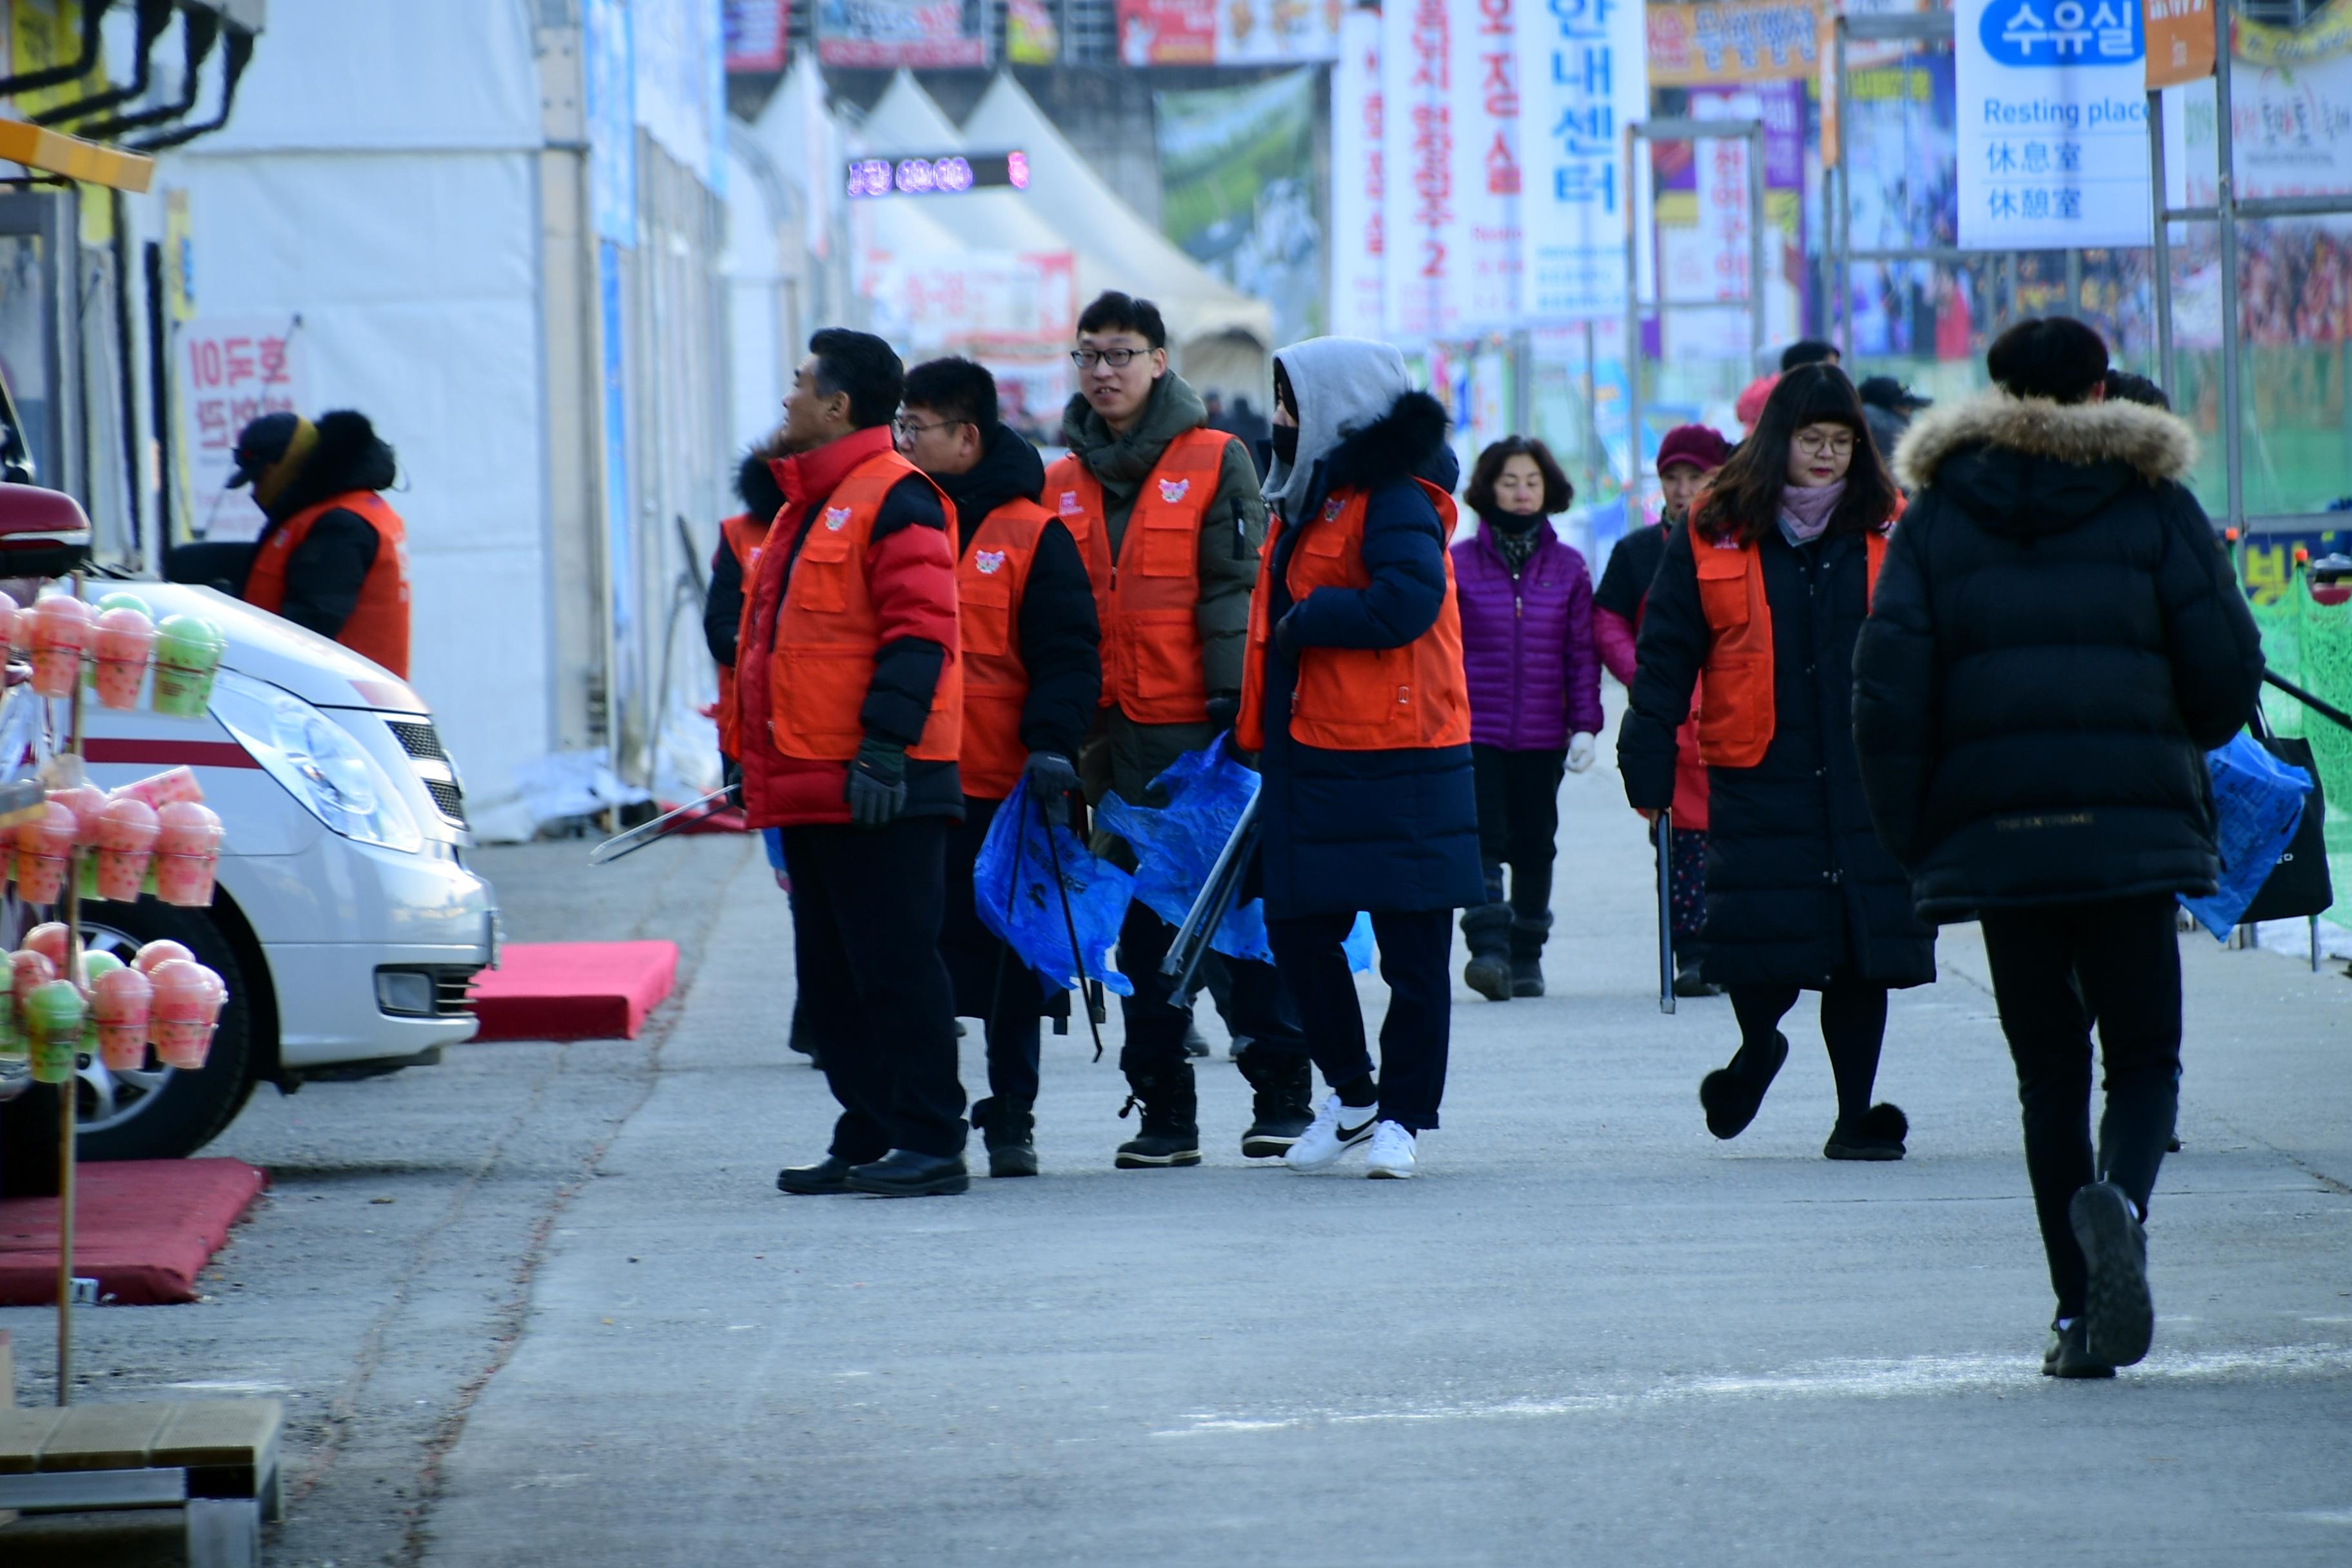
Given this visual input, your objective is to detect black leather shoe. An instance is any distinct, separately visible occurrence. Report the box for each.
[846,1149,970,1197]
[2043,1318,2117,1379]
[776,1155,856,1195]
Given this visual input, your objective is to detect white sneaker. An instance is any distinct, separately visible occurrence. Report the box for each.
[1364,1120,1417,1179]
[1285,1094,1379,1171]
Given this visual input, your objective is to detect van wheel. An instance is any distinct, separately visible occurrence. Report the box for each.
[70,900,257,1162]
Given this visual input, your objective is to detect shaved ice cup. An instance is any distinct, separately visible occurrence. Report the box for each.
[151,614,224,718]
[95,796,160,901]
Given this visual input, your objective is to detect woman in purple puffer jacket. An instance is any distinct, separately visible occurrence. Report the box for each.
[1449,436,1604,1001]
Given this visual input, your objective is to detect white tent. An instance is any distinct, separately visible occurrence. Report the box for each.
[962,71,1273,391]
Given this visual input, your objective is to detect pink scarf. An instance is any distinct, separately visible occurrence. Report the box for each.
[1778,478,1846,545]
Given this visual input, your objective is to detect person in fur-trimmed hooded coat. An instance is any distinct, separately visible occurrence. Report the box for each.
[1853,317,2262,1375]
[1242,337,1484,1178]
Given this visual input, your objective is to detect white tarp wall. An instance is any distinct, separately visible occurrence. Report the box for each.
[153,0,550,841]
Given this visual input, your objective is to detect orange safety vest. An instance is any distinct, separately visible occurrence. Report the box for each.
[714,509,773,760]
[767,449,962,763]
[956,498,1054,799]
[1693,525,1888,768]
[1044,426,1237,725]
[1237,479,1473,753]
[243,491,412,677]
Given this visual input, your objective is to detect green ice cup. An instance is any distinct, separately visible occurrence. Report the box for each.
[95,591,153,618]
[81,949,124,983]
[25,976,86,1039]
[152,614,226,719]
[0,1004,24,1063]
[30,1032,74,1082]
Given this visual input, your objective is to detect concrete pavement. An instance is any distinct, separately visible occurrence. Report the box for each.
[5,734,2349,1566]
[415,754,2352,1565]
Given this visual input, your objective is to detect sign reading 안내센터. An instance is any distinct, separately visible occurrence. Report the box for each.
[1955,0,2153,249]
[1516,0,1648,322]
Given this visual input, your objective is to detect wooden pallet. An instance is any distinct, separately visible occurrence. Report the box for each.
[0,1369,281,1568]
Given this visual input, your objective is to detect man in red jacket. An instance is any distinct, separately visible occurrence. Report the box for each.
[740,329,970,1199]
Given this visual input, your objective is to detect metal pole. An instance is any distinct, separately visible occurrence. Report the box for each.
[2065,247,2082,316]
[1834,19,1852,356]
[2216,0,2246,562]
[1582,320,1600,496]
[2150,89,2175,391]
[1626,123,1642,502]
[55,571,87,1407]
[1656,809,1676,1015]
[1749,121,1769,368]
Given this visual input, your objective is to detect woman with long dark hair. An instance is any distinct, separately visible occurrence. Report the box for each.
[1617,365,1935,1160]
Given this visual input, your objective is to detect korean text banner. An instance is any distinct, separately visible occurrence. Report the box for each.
[1955,0,2152,249]
[1647,1,1821,86]
[1118,0,1340,64]
[181,316,306,544]
[1519,0,1649,322]
[819,0,986,66]
[723,0,789,70]
[1331,7,1386,338]
[1382,0,1524,339]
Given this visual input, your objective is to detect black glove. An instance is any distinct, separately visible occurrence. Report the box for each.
[1204,691,1240,734]
[1273,612,1300,659]
[844,738,908,828]
[1022,750,1081,827]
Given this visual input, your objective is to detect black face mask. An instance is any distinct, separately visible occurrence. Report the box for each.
[1271,424,1298,464]
[1482,507,1541,533]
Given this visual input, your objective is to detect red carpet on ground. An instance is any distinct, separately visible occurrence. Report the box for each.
[0,1158,268,1306]
[468,941,680,1041]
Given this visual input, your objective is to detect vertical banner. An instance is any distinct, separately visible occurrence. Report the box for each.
[1956,0,2153,248]
[1155,68,1328,346]
[1382,0,1521,338]
[1331,7,1386,338]
[1518,0,1648,322]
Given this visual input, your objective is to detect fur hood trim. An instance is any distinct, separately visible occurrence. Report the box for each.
[1894,391,2197,491]
[1326,389,1451,495]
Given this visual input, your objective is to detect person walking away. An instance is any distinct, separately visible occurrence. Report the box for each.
[1048,291,1313,1168]
[1449,436,1602,1000]
[1594,424,1730,996]
[1857,377,1932,476]
[742,330,972,1199]
[1852,317,2262,1376]
[899,357,1102,1179]
[703,434,821,1066]
[706,435,788,778]
[1240,339,1482,1179]
[1618,366,1934,1160]
[228,410,413,676]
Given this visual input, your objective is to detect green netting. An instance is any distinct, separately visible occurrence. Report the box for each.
[2260,583,2352,928]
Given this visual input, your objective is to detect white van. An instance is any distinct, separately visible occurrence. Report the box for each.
[0,583,498,1161]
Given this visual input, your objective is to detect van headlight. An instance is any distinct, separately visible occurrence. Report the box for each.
[211,670,424,853]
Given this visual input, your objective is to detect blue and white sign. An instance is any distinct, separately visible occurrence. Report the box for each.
[1955,0,2151,250]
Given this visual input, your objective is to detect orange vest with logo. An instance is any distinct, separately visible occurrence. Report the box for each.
[1693,525,1888,768]
[1237,479,1473,754]
[715,509,773,760]
[767,450,962,763]
[244,491,412,677]
[956,498,1053,799]
[1044,427,1235,725]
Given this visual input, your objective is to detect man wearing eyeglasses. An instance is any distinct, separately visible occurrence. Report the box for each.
[1044,291,1313,1171]
[897,357,1102,1179]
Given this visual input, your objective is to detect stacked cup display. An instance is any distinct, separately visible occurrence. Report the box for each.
[28,593,92,699]
[154,801,223,906]
[15,801,76,905]
[95,795,160,901]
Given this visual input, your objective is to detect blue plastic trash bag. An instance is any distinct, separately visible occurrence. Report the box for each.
[974,779,1135,995]
[1097,738,1375,973]
[2180,732,2312,939]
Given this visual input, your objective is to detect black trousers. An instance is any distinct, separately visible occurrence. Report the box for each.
[781,818,967,1161]
[1471,744,1565,917]
[1979,894,2182,1320]
[1115,901,1306,1077]
[939,796,1045,1106]
[1729,972,1889,1127]
[1267,907,1453,1132]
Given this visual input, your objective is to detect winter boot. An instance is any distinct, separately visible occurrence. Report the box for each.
[1509,912,1552,997]
[1114,1065,1202,1169]
[1461,904,1515,1001]
[1235,1044,1314,1159]
[1700,1032,1788,1140]
[971,1096,1039,1179]
[1673,945,1722,998]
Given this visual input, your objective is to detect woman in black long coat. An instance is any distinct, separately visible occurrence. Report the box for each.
[1618,366,1936,1159]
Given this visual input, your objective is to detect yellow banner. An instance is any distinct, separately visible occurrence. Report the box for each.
[1648,1,1823,87]
[2238,0,2352,64]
